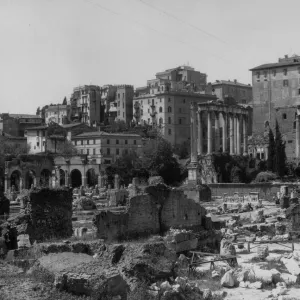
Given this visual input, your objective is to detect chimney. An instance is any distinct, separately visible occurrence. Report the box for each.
[234,79,237,84]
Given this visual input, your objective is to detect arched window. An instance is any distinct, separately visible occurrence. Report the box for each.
[168,106,172,113]
[282,113,287,120]
[159,107,163,113]
[168,117,171,124]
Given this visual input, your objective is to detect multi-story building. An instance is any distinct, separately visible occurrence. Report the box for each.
[250,54,300,132]
[115,85,134,125]
[211,80,252,104]
[133,65,216,146]
[70,85,102,127]
[0,113,43,137]
[100,85,117,124]
[45,104,71,125]
[72,131,142,166]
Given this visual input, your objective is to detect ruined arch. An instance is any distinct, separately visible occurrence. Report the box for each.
[40,169,51,187]
[10,170,21,191]
[86,168,97,187]
[70,169,82,188]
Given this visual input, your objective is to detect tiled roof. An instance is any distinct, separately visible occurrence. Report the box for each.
[212,80,251,88]
[61,123,84,129]
[250,61,300,71]
[73,131,141,138]
[26,125,48,130]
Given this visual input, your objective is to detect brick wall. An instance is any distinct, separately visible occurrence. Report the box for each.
[93,184,207,240]
[208,183,299,201]
[1,188,73,244]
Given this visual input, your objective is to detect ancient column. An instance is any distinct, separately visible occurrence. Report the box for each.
[229,114,234,155]
[197,110,203,155]
[207,111,212,154]
[233,115,237,154]
[190,102,197,162]
[236,115,241,155]
[296,115,300,158]
[243,115,248,156]
[4,175,8,193]
[222,113,227,152]
[114,174,120,190]
[215,112,220,152]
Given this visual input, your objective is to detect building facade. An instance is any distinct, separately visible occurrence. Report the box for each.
[250,54,300,132]
[72,131,142,167]
[0,113,43,137]
[212,80,252,104]
[115,85,134,125]
[133,65,216,146]
[45,105,71,125]
[100,85,117,124]
[70,85,102,127]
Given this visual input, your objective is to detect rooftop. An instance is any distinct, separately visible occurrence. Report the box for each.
[61,123,85,129]
[212,80,251,88]
[73,131,141,138]
[7,114,41,119]
[250,60,300,71]
[25,125,48,130]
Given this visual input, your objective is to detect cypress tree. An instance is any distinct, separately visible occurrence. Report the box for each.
[267,128,275,171]
[274,119,286,177]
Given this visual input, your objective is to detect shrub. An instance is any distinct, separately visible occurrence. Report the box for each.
[254,171,277,183]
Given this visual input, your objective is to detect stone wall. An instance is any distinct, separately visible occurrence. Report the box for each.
[93,184,207,240]
[1,188,73,244]
[208,183,299,201]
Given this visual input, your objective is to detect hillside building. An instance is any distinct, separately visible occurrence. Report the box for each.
[45,104,71,125]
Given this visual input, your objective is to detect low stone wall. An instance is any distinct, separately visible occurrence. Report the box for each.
[208,183,299,201]
[93,184,207,240]
[1,188,73,245]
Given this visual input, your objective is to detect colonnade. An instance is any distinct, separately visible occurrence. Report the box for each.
[190,102,249,162]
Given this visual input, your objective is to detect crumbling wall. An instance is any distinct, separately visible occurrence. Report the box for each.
[1,188,73,244]
[94,184,206,240]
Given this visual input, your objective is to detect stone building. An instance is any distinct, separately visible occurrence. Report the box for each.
[0,113,42,137]
[133,65,216,146]
[70,85,102,127]
[211,79,252,105]
[45,104,71,125]
[188,100,252,184]
[72,131,142,166]
[115,85,134,125]
[250,54,300,133]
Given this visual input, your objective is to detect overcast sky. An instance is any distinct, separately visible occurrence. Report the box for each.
[0,0,299,114]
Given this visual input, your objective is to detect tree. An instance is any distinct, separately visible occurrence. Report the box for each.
[267,128,275,171]
[56,140,78,155]
[143,137,181,185]
[274,119,286,177]
[36,107,41,116]
[62,97,67,105]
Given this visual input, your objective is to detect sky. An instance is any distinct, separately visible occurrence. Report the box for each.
[0,0,299,114]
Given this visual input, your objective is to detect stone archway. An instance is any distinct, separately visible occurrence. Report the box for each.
[25,170,36,189]
[70,169,82,188]
[40,169,51,187]
[10,170,22,191]
[86,168,97,187]
[59,169,65,186]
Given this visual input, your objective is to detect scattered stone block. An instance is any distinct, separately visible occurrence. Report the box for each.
[221,270,235,287]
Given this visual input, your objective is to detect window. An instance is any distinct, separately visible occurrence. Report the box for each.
[116,148,119,155]
[107,139,110,144]
[104,159,110,164]
[75,140,78,146]
[168,129,172,135]
[283,69,287,76]
[122,93,124,98]
[93,149,96,155]
[283,79,289,87]
[294,121,296,129]
[159,107,162,113]
[118,111,120,116]
[134,140,136,145]
[107,148,110,155]
[168,106,172,113]
[183,99,186,103]
[87,149,89,155]
[116,139,119,144]
[168,117,171,124]
[273,69,276,77]
[123,112,124,118]
[168,98,171,102]
[118,93,120,99]
[264,71,267,78]
[123,102,124,108]
[37,142,40,147]
[159,117,163,125]
[256,71,260,79]
[81,149,83,154]
[282,113,287,120]
[298,89,300,95]
[93,139,96,144]
[179,118,182,125]
[148,118,150,124]
[87,140,89,145]
[148,99,150,104]
[125,139,128,145]
[81,140,83,145]
[141,109,143,116]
